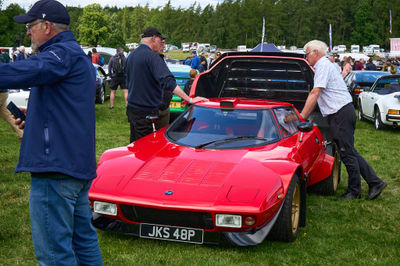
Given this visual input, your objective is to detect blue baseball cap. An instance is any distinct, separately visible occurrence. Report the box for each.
[14,0,70,25]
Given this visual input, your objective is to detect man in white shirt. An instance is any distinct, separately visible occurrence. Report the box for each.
[300,40,386,200]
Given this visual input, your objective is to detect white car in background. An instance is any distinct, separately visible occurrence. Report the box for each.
[6,89,30,109]
[358,74,400,129]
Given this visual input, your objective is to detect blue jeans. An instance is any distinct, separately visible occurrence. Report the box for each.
[30,175,103,266]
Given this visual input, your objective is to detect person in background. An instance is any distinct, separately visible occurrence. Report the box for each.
[91,47,100,64]
[16,45,28,60]
[125,26,208,142]
[329,55,341,74]
[200,52,208,70]
[355,58,365,70]
[190,50,201,70]
[108,47,128,109]
[209,51,221,66]
[2,0,103,264]
[365,57,377,70]
[1,48,11,63]
[0,48,22,141]
[198,57,207,73]
[12,47,18,61]
[184,69,198,95]
[341,56,352,78]
[300,39,387,200]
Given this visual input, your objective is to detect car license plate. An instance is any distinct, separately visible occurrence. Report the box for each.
[140,223,203,244]
[170,101,181,109]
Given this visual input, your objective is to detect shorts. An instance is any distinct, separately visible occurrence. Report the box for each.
[110,76,127,90]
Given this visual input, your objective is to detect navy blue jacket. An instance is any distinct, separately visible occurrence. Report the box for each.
[0,31,97,180]
[126,44,177,111]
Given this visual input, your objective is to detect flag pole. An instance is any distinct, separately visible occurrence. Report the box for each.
[329,24,332,55]
[261,17,265,52]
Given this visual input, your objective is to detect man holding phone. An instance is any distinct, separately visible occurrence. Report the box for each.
[0,0,102,265]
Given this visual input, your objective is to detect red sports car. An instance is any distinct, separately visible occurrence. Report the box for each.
[89,97,340,245]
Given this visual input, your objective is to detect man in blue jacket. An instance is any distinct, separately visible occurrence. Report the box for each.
[190,50,201,70]
[126,26,207,142]
[1,0,103,265]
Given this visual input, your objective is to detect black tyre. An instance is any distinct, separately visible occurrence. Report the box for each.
[374,108,384,130]
[268,174,301,242]
[96,84,105,104]
[308,143,341,195]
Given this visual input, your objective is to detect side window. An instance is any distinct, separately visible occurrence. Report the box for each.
[273,107,300,137]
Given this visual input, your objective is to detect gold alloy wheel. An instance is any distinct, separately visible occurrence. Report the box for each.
[291,183,300,234]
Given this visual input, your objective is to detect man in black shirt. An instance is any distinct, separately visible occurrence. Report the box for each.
[126,26,207,142]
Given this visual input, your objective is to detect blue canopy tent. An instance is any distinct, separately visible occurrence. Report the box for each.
[251,43,282,52]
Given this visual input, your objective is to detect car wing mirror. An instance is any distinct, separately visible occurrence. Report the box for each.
[146,115,159,132]
[297,121,313,132]
[297,122,313,143]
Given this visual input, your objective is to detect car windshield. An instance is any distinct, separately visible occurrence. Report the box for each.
[166,105,280,149]
[356,72,388,83]
[374,78,400,95]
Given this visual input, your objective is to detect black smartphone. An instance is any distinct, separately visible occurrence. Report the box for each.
[7,101,26,121]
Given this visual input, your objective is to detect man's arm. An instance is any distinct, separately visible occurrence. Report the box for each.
[172,85,208,103]
[300,87,322,119]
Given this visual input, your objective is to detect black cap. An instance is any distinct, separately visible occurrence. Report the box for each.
[141,26,167,39]
[14,0,70,25]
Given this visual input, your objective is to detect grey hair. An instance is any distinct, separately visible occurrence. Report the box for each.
[141,37,152,42]
[304,40,328,56]
[117,47,124,53]
[52,23,69,31]
[38,22,69,32]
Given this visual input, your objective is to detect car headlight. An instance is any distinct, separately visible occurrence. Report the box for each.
[215,214,242,228]
[93,201,117,216]
[388,109,400,115]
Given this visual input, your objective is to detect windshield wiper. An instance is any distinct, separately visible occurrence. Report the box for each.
[194,136,267,149]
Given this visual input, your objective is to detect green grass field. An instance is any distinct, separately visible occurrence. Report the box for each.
[1,90,399,265]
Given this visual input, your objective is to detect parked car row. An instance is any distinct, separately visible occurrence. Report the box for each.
[358,74,400,129]
[7,64,110,108]
[344,71,389,106]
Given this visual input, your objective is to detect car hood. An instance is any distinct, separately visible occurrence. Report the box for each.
[90,133,293,211]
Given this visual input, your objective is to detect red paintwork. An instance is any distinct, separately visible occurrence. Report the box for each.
[89,98,334,232]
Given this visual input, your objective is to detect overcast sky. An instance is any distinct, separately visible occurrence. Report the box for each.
[2,0,224,10]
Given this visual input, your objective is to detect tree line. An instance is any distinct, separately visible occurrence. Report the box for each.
[0,0,398,50]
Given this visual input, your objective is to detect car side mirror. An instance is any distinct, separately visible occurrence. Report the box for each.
[297,122,313,132]
[146,115,159,132]
[297,122,313,143]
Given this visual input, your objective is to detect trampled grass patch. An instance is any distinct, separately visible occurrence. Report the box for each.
[1,91,399,265]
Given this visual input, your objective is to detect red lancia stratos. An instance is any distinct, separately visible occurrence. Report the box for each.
[89,52,340,246]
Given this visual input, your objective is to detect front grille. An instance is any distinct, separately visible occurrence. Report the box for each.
[120,205,214,229]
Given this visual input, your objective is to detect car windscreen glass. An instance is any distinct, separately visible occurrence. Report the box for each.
[356,72,389,82]
[166,105,280,149]
[374,78,400,92]
[375,80,400,95]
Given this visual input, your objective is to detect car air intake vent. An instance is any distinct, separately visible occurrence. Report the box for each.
[120,205,214,229]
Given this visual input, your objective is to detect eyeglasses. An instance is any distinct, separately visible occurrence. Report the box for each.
[26,20,44,31]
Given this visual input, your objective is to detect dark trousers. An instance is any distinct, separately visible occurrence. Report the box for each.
[126,106,158,143]
[327,103,382,195]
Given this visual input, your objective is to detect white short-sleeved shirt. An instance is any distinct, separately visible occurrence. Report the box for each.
[313,56,352,117]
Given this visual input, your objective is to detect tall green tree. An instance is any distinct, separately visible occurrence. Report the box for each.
[350,1,378,46]
[0,4,26,47]
[76,4,109,46]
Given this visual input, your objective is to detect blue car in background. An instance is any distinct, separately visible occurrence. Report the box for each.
[344,70,389,107]
[167,63,191,121]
